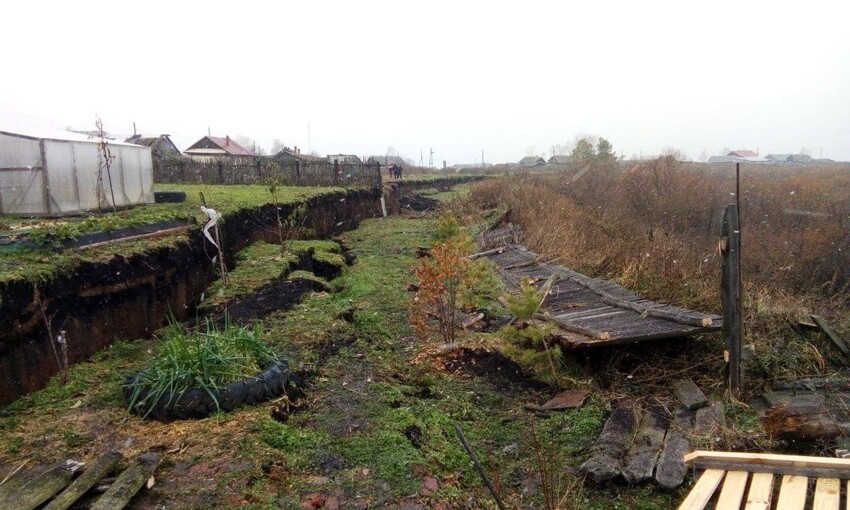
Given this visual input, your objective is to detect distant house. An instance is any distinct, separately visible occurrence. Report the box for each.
[125,134,181,160]
[727,150,758,158]
[765,154,792,163]
[548,155,571,165]
[275,146,326,163]
[708,155,769,164]
[367,155,406,167]
[184,135,255,162]
[327,154,363,165]
[519,156,546,167]
[788,154,812,163]
[765,154,813,164]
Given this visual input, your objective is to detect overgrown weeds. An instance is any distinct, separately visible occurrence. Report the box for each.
[464,161,850,383]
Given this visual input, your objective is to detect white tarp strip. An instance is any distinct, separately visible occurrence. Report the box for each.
[200,206,222,250]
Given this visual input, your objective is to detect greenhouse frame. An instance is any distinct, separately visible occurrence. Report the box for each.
[0,122,154,216]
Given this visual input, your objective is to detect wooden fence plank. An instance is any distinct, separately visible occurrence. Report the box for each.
[744,472,774,510]
[677,468,724,510]
[775,475,808,510]
[716,470,749,510]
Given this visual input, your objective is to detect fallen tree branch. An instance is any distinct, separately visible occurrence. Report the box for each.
[452,422,507,510]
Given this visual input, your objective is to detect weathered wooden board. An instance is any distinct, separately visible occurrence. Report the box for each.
[90,453,160,510]
[43,451,123,510]
[622,405,668,483]
[673,380,709,410]
[4,461,82,510]
[656,407,694,490]
[579,406,637,483]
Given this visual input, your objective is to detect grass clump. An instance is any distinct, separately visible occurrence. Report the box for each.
[125,317,277,418]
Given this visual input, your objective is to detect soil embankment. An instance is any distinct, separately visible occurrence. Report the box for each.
[0,176,479,405]
[0,189,380,404]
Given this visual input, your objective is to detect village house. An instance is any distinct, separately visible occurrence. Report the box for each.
[519,156,546,167]
[727,150,758,157]
[183,135,254,162]
[124,134,182,160]
[548,155,571,165]
[275,146,327,164]
[326,154,363,165]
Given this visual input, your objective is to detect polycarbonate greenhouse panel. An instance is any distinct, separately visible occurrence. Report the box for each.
[0,133,41,168]
[43,140,80,214]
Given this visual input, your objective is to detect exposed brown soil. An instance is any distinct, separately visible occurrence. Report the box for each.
[218,277,328,326]
[441,347,551,392]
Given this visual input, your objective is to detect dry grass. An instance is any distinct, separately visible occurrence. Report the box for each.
[464,159,850,383]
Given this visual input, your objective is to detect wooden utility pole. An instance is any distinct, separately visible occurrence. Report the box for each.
[721,163,743,395]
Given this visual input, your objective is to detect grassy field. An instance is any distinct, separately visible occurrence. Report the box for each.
[0,184,341,285]
[9,174,838,507]
[0,203,684,508]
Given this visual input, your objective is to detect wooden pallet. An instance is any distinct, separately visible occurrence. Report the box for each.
[679,450,850,510]
[480,245,721,348]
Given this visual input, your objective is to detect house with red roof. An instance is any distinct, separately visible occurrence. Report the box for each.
[183,135,255,162]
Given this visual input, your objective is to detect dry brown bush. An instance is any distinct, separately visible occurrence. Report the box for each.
[465,161,850,314]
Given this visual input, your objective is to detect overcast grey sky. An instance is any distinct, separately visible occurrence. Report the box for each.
[1,0,848,163]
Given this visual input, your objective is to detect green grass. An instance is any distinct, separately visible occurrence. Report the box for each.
[0,184,341,286]
[125,318,276,418]
[0,203,697,508]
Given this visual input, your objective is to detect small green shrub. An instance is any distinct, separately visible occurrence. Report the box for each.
[501,277,565,387]
[125,316,277,417]
[433,211,463,242]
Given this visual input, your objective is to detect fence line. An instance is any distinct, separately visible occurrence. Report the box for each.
[154,157,382,188]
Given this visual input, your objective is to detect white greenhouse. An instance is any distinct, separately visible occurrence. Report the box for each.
[0,120,154,216]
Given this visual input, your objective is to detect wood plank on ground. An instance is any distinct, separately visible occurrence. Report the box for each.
[4,461,83,510]
[775,474,808,510]
[44,450,123,510]
[622,405,669,483]
[715,470,749,510]
[655,407,694,490]
[0,464,36,501]
[812,477,840,510]
[672,380,709,410]
[579,406,637,483]
[811,315,850,359]
[90,454,160,510]
[677,468,724,510]
[686,451,850,479]
[694,401,724,436]
[745,472,775,510]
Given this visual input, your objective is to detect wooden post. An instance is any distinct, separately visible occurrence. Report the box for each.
[721,203,743,394]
